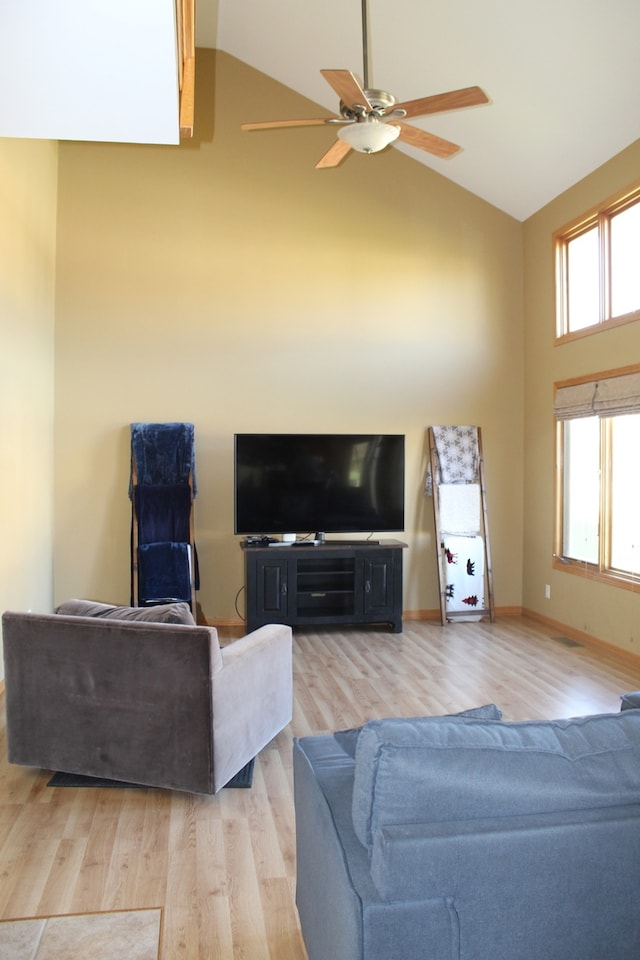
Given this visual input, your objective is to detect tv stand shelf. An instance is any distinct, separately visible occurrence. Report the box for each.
[241,540,407,633]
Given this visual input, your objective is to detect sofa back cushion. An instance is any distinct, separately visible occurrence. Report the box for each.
[55,598,196,625]
[352,710,640,849]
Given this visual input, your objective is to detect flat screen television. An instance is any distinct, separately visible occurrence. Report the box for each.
[234,434,405,537]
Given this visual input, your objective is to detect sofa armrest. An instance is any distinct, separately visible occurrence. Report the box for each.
[210,624,293,791]
[294,735,458,960]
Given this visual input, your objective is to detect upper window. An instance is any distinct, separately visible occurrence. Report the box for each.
[555,184,640,341]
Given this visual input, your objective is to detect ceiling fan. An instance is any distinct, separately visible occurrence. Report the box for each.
[241,0,489,169]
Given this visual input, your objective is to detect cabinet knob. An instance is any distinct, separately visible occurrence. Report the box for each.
[365,580,371,593]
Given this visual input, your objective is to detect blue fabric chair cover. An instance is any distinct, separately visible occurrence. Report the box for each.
[130,422,197,496]
[137,542,192,604]
[129,422,198,607]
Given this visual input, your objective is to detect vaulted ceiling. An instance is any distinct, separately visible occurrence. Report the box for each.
[2,2,638,222]
[200,0,640,220]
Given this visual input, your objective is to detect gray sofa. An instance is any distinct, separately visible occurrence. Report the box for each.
[294,703,640,960]
[2,601,293,794]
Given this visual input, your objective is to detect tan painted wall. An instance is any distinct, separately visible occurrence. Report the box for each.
[523,139,640,655]
[0,137,58,672]
[54,51,524,623]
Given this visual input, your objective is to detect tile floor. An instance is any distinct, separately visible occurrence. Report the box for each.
[0,908,162,960]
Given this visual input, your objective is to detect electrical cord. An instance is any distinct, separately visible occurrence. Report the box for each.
[234,584,246,622]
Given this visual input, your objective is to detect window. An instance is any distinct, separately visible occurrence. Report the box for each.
[562,416,599,564]
[555,184,640,340]
[554,369,640,587]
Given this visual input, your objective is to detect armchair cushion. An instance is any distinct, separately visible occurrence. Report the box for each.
[55,598,196,625]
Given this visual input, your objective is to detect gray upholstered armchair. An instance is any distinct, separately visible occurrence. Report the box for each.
[2,602,292,794]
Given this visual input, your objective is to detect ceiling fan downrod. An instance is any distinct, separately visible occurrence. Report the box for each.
[357,0,405,121]
[361,0,370,91]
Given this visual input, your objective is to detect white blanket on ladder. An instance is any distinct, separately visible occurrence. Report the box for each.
[438,483,481,534]
[441,534,485,620]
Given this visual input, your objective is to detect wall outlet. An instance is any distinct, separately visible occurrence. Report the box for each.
[544,584,551,599]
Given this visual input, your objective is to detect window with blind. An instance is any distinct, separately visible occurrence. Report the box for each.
[555,185,640,341]
[554,368,640,586]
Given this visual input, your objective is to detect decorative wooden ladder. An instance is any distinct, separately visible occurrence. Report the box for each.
[428,426,495,625]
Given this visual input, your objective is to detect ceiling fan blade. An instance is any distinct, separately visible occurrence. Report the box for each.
[394,86,489,120]
[321,69,372,111]
[241,117,336,131]
[315,138,352,169]
[396,122,461,158]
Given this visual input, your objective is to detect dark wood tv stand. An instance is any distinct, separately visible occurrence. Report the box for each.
[241,539,407,633]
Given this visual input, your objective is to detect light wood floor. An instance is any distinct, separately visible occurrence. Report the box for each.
[1,616,639,959]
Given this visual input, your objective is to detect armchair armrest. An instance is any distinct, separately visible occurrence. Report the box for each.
[211,624,293,791]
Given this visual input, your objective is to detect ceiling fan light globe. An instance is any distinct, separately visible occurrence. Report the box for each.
[337,118,400,154]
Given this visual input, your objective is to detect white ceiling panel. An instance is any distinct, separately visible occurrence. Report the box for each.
[0,0,180,144]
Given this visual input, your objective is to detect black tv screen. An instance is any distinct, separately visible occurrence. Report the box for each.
[234,434,405,536]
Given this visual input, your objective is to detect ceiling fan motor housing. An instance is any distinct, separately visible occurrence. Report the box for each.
[340,88,397,120]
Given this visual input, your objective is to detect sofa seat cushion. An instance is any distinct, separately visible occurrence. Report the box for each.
[352,710,640,849]
[55,598,196,625]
